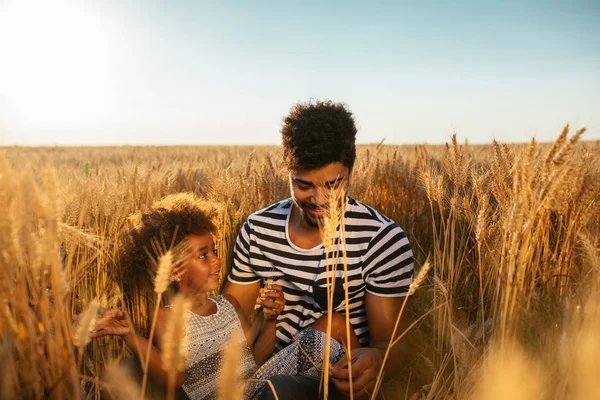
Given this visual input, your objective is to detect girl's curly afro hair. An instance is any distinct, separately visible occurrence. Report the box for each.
[118,192,218,294]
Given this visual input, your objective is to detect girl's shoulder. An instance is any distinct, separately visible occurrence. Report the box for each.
[220,293,244,316]
[150,305,173,323]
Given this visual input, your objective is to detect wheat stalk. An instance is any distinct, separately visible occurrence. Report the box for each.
[102,361,142,400]
[162,294,190,400]
[218,332,244,400]
[141,244,177,400]
[317,184,346,400]
[154,250,174,295]
[73,298,100,348]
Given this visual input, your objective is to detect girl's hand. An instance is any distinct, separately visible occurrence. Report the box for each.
[90,308,131,339]
[257,283,286,322]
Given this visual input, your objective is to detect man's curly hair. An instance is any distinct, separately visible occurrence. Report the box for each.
[281,100,357,171]
[118,193,217,295]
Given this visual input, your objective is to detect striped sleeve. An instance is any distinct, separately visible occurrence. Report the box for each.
[228,220,261,284]
[362,223,414,297]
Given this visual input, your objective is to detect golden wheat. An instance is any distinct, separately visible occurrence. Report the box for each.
[0,131,598,399]
[218,332,244,400]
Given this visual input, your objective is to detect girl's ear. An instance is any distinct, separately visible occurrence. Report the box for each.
[170,265,185,282]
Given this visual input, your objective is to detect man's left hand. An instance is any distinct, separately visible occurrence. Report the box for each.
[330,347,383,398]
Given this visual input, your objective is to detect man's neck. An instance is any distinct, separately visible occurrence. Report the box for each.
[288,204,322,249]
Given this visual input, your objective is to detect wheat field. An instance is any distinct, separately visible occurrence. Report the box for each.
[0,126,599,399]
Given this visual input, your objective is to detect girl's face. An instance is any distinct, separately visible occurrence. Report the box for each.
[176,233,221,294]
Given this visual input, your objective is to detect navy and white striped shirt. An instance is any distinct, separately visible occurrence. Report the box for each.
[228,197,414,348]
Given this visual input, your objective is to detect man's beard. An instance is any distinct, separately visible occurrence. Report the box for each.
[292,194,347,229]
[293,199,324,228]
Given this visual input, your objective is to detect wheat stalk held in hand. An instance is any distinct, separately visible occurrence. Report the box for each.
[73,299,100,348]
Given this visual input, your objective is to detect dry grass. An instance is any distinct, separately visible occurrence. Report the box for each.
[0,133,599,399]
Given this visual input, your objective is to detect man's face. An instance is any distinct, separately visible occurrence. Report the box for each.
[289,162,351,228]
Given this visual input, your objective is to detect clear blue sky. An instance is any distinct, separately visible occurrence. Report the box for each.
[0,0,598,145]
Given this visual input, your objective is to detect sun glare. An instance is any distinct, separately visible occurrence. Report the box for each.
[0,0,113,124]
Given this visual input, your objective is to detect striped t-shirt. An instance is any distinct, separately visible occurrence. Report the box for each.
[228,197,414,348]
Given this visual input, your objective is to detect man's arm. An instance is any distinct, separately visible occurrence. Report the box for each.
[331,294,410,398]
[331,222,414,398]
[366,293,410,366]
[224,219,262,319]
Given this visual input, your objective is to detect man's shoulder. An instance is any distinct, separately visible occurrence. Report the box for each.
[246,198,292,225]
[346,197,397,232]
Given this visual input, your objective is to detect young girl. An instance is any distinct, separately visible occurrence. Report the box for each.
[90,193,359,400]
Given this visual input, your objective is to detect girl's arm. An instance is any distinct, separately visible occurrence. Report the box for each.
[223,285,285,365]
[222,293,262,346]
[91,308,187,388]
[250,315,278,365]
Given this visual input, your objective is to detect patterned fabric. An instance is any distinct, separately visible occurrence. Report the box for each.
[179,295,257,400]
[247,327,345,399]
[229,196,414,348]
[172,296,346,400]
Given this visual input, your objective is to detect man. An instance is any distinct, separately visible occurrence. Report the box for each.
[224,100,414,398]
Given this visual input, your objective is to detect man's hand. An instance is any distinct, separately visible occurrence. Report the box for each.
[330,347,383,398]
[256,283,286,321]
